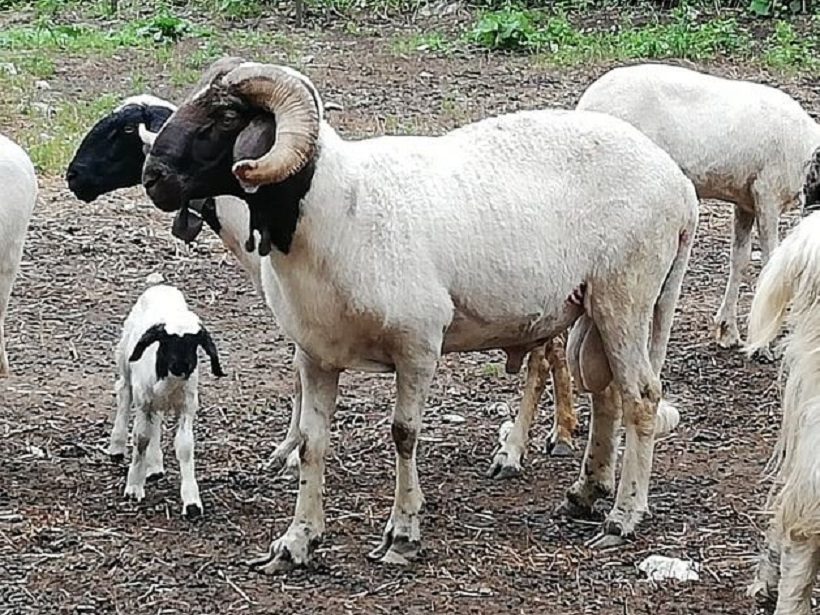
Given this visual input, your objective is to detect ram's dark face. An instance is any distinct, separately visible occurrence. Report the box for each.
[66,101,174,202]
[143,88,258,212]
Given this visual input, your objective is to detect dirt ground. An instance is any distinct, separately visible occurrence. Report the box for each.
[2,19,820,615]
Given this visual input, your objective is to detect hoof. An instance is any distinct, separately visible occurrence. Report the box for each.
[557,495,603,521]
[248,526,322,574]
[367,533,420,565]
[146,471,165,483]
[109,452,125,463]
[714,321,741,349]
[587,531,627,549]
[752,346,780,364]
[486,450,522,480]
[123,485,145,502]
[184,503,202,519]
[548,440,573,457]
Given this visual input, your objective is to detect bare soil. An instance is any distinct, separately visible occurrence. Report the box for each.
[2,19,820,615]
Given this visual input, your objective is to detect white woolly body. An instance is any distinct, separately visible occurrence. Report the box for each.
[0,132,37,374]
[747,212,820,540]
[117,283,202,400]
[260,109,699,371]
[577,63,820,208]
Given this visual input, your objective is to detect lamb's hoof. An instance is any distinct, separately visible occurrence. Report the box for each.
[486,450,522,480]
[752,345,780,364]
[558,480,611,520]
[557,495,601,521]
[123,485,145,502]
[247,525,321,574]
[367,531,421,565]
[146,471,165,483]
[184,502,202,519]
[590,507,642,548]
[548,440,573,457]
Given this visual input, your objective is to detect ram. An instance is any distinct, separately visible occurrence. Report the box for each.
[141,58,697,569]
[576,62,820,350]
[67,91,579,478]
[0,132,37,377]
[115,283,225,517]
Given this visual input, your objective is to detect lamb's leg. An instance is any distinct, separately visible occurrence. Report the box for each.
[546,334,576,457]
[176,391,202,518]
[249,348,340,572]
[487,345,549,479]
[124,403,154,502]
[0,262,15,377]
[368,358,437,564]
[774,540,819,615]
[109,374,131,460]
[265,371,302,477]
[559,384,621,519]
[145,410,165,481]
[714,205,755,348]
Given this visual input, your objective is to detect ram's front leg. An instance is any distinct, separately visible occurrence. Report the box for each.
[368,358,437,564]
[488,346,549,479]
[250,349,339,573]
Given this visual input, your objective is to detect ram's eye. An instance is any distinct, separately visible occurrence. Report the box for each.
[123,124,136,134]
[219,109,240,127]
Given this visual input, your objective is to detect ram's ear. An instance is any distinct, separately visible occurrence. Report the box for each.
[197,325,226,378]
[144,105,174,133]
[129,323,166,362]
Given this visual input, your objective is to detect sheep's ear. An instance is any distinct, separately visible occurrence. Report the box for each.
[129,323,166,362]
[144,105,174,133]
[197,325,226,378]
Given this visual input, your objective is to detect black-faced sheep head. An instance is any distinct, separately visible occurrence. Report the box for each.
[129,323,226,380]
[142,59,325,256]
[66,96,174,203]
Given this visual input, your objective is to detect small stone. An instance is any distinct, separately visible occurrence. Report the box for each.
[146,272,164,285]
[35,80,50,90]
[442,413,466,424]
[0,63,17,75]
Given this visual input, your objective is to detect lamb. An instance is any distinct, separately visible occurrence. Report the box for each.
[744,206,820,615]
[67,92,580,478]
[0,132,37,377]
[576,62,820,350]
[141,58,698,569]
[115,283,225,517]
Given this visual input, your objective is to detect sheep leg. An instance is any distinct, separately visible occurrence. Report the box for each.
[368,359,437,565]
[774,540,819,615]
[0,320,6,378]
[0,262,15,377]
[751,191,783,362]
[176,392,202,518]
[546,334,576,456]
[145,410,165,481]
[559,384,621,519]
[124,404,155,502]
[748,519,783,602]
[265,371,302,478]
[714,205,754,348]
[109,374,132,460]
[487,345,549,479]
[249,349,340,573]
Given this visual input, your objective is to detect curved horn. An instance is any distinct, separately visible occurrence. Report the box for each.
[222,63,321,187]
[138,123,157,147]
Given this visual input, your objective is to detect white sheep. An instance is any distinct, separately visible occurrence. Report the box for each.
[115,283,225,517]
[745,210,820,615]
[576,62,820,350]
[0,133,37,377]
[142,60,698,569]
[69,92,580,478]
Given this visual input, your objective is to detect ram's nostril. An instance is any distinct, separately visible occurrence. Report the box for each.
[65,169,77,182]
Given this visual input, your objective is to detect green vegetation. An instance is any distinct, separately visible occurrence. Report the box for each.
[0,0,816,174]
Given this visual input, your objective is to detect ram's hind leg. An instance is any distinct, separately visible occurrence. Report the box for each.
[714,204,754,349]
[546,334,576,457]
[775,540,820,615]
[588,278,661,548]
[488,345,549,479]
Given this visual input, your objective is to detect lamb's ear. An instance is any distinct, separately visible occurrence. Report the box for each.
[144,105,174,133]
[129,323,166,362]
[197,325,226,378]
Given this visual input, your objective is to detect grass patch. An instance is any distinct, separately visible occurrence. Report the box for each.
[392,32,451,54]
[467,4,817,71]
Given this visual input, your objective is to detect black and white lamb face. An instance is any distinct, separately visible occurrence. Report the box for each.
[129,322,225,381]
[66,95,174,203]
